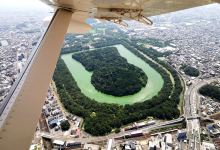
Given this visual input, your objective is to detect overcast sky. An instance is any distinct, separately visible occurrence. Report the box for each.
[0,0,52,11]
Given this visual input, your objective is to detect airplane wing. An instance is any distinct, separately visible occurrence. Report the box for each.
[91,0,220,25]
[42,0,220,27]
[0,9,72,150]
[41,0,93,33]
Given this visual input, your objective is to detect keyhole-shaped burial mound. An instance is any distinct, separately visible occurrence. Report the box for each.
[72,47,148,96]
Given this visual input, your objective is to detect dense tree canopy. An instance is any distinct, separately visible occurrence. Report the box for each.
[181,65,200,77]
[84,113,112,136]
[72,47,148,96]
[199,84,220,101]
[60,120,70,131]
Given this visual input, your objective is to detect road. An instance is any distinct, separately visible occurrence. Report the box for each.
[184,77,219,150]
[40,118,184,143]
[185,80,206,150]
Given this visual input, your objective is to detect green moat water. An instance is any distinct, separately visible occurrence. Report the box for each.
[61,44,164,105]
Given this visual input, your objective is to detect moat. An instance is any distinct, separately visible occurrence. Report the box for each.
[61,44,164,105]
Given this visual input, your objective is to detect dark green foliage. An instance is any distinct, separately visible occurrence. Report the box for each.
[60,120,70,131]
[62,46,83,54]
[200,133,209,142]
[131,39,173,57]
[53,39,183,136]
[92,67,146,96]
[72,47,126,71]
[182,65,200,77]
[84,113,112,136]
[72,47,148,96]
[136,38,171,48]
[199,84,220,101]
[61,34,90,54]
[115,128,121,133]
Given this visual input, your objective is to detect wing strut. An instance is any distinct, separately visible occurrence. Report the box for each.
[0,9,72,150]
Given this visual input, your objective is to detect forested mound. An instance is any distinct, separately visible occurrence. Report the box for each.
[54,40,183,136]
[72,47,148,96]
[199,84,220,101]
[181,65,200,77]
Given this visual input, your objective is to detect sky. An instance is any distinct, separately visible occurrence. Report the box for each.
[0,0,52,11]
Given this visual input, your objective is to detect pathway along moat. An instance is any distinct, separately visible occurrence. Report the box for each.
[61,44,164,105]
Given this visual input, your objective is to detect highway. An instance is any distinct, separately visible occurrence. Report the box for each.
[184,77,219,150]
[185,80,205,150]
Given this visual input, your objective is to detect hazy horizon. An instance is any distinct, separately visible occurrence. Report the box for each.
[0,0,52,12]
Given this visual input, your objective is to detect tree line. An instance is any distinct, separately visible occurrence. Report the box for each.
[199,84,220,101]
[181,65,200,77]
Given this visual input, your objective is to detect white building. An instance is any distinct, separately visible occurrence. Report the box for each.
[202,142,216,150]
[0,40,9,46]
